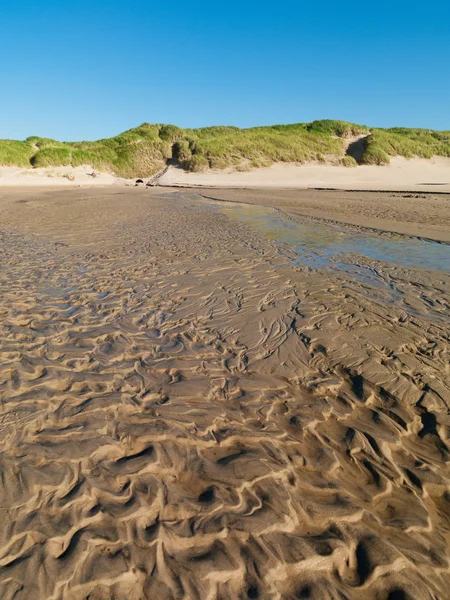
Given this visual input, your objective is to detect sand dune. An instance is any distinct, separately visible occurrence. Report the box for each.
[0,187,449,599]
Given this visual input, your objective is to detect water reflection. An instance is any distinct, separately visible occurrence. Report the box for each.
[197,197,449,275]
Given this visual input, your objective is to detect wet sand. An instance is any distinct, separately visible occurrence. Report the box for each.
[0,186,449,600]
[183,187,450,244]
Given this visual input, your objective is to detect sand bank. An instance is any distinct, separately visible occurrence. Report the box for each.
[0,187,449,599]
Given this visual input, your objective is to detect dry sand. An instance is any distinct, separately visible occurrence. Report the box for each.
[0,186,449,599]
[0,165,125,187]
[156,157,450,193]
[1,156,450,194]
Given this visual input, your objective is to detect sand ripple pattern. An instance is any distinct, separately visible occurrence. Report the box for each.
[0,190,449,599]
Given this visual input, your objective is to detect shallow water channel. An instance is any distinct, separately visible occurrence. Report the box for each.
[194,195,449,276]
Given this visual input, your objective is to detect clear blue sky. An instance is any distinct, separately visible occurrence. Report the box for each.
[1,0,449,140]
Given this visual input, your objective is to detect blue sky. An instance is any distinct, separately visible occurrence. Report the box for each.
[1,0,449,140]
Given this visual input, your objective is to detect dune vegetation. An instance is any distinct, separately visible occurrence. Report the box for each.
[361,128,450,165]
[0,120,449,178]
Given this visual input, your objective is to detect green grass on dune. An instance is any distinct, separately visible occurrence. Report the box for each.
[306,120,370,137]
[177,120,372,171]
[360,128,450,165]
[177,126,346,171]
[0,140,35,167]
[0,120,449,178]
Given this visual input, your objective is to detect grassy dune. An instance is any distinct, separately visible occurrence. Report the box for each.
[1,120,449,178]
[361,128,450,165]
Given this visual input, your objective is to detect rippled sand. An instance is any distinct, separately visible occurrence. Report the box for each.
[0,187,449,600]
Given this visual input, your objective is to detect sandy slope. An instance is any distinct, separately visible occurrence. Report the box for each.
[0,165,126,187]
[1,157,449,193]
[156,157,450,192]
[0,187,449,599]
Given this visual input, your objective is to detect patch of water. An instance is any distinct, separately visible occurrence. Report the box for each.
[196,197,449,275]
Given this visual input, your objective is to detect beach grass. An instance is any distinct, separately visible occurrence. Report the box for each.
[0,140,35,167]
[1,120,449,177]
[361,128,450,165]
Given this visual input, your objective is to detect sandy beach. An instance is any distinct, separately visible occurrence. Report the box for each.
[1,157,450,195]
[0,166,125,187]
[0,186,449,599]
[156,157,450,193]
